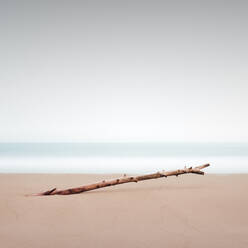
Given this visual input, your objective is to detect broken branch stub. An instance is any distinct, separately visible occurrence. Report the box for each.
[31,163,210,196]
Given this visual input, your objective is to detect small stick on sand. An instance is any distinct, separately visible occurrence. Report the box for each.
[31,163,210,196]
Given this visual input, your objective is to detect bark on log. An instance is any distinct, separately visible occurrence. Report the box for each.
[31,163,210,196]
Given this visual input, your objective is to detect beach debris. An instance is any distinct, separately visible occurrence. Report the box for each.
[30,163,210,196]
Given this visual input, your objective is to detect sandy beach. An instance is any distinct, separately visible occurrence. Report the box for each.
[1,173,248,248]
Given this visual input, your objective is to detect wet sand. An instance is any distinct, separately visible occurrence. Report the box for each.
[1,173,248,248]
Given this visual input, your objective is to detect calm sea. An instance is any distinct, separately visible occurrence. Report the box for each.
[0,143,248,173]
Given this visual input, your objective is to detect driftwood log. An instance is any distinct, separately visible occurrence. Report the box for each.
[32,163,210,196]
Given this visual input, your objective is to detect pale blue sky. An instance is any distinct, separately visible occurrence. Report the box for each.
[1,0,248,142]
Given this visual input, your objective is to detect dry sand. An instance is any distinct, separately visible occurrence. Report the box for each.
[1,173,248,248]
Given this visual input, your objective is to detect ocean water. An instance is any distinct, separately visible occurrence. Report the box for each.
[0,143,248,173]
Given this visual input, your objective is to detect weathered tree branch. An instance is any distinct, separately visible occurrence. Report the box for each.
[31,163,210,196]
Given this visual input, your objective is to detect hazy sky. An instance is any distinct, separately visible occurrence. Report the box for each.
[1,0,248,142]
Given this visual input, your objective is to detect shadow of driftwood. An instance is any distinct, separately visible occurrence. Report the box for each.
[80,184,205,195]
